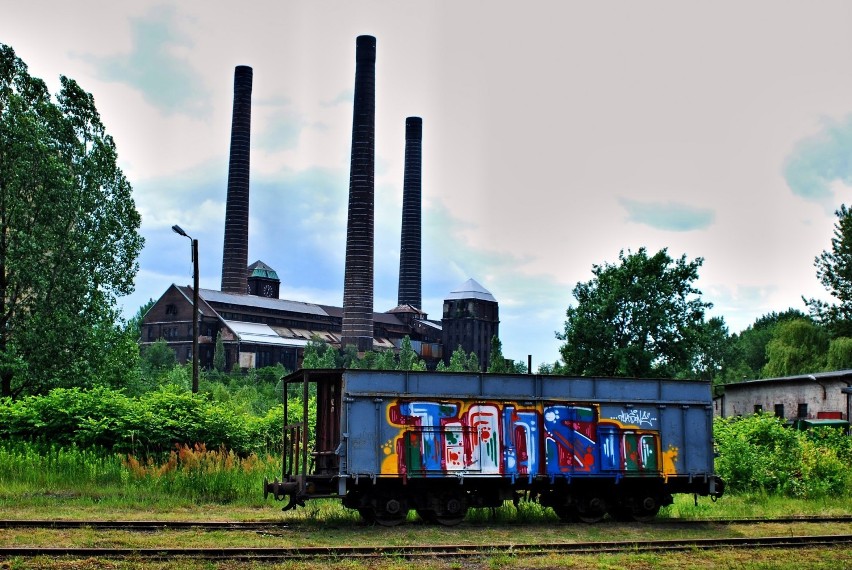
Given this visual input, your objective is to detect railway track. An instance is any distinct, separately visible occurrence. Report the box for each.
[1,515,851,531]
[1,534,851,561]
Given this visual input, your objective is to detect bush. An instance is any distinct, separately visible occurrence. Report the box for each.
[0,384,292,457]
[714,414,852,498]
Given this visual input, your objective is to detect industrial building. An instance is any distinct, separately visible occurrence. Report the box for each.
[715,370,852,427]
[141,36,499,371]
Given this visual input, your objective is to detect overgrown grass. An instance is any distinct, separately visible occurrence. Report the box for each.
[0,442,280,506]
[3,440,852,524]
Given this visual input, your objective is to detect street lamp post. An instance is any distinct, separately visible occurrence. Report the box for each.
[172,224,199,393]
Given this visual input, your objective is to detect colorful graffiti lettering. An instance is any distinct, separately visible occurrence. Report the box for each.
[387,401,663,477]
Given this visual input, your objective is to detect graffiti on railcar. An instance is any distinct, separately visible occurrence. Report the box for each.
[612,408,657,427]
[383,401,668,477]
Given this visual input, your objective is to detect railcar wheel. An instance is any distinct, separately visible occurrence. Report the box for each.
[373,498,409,527]
[433,509,467,526]
[553,505,579,523]
[576,496,607,524]
[424,492,468,526]
[606,504,633,522]
[630,496,660,522]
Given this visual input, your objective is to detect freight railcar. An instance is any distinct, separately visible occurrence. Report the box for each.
[264,369,724,526]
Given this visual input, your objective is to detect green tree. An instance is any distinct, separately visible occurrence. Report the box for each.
[126,298,155,340]
[141,339,177,381]
[826,337,852,370]
[763,319,829,377]
[0,44,143,397]
[691,316,732,382]
[397,336,426,371]
[557,247,711,378]
[487,335,510,373]
[437,345,480,372]
[301,337,337,369]
[725,309,808,381]
[806,204,852,337]
[213,331,226,373]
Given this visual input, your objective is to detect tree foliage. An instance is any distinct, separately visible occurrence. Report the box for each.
[762,319,829,377]
[723,309,808,381]
[806,204,852,337]
[437,345,480,372]
[0,44,143,397]
[557,248,713,378]
[826,336,852,370]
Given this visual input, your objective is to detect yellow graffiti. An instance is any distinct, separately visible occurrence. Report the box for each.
[662,445,679,477]
[381,438,401,474]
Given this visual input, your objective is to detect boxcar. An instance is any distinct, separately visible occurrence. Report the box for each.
[264,369,724,525]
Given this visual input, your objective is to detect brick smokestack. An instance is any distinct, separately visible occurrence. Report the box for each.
[397,117,422,309]
[221,65,253,294]
[342,35,377,352]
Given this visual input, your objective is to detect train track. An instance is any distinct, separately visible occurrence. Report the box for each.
[1,534,850,561]
[1,515,851,531]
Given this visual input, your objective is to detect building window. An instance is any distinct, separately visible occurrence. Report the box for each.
[166,304,177,315]
[797,403,808,418]
[147,326,154,340]
[774,404,784,418]
[754,404,763,413]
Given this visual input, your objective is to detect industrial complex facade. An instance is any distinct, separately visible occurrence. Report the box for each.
[141,36,499,371]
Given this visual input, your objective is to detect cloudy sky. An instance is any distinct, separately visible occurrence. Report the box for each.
[5,1,852,366]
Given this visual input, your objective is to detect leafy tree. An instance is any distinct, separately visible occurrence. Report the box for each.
[141,339,177,380]
[725,309,808,381]
[126,298,155,340]
[338,345,359,369]
[806,204,852,337]
[826,337,852,370]
[0,44,143,397]
[301,337,337,369]
[437,345,481,372]
[487,336,510,373]
[557,247,711,378]
[397,336,426,371]
[763,319,828,377]
[691,316,732,382]
[374,350,396,370]
[213,331,226,372]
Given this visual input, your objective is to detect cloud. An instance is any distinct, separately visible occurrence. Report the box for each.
[255,112,303,152]
[620,198,715,232]
[322,90,353,108]
[82,7,209,117]
[784,116,852,206]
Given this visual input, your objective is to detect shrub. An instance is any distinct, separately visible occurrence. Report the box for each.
[714,414,852,498]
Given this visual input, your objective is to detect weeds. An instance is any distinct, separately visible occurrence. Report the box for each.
[0,442,280,504]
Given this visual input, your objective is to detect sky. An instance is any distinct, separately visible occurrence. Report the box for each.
[4,1,852,367]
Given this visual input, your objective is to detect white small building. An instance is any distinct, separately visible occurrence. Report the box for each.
[715,370,852,424]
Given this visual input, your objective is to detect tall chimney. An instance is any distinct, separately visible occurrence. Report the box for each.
[397,117,422,309]
[221,65,253,294]
[342,36,377,352]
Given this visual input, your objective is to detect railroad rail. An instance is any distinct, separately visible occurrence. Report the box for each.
[1,535,851,561]
[1,515,851,531]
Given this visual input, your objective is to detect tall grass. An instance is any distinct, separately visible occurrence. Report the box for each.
[0,442,280,504]
[0,443,126,492]
[124,443,279,502]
